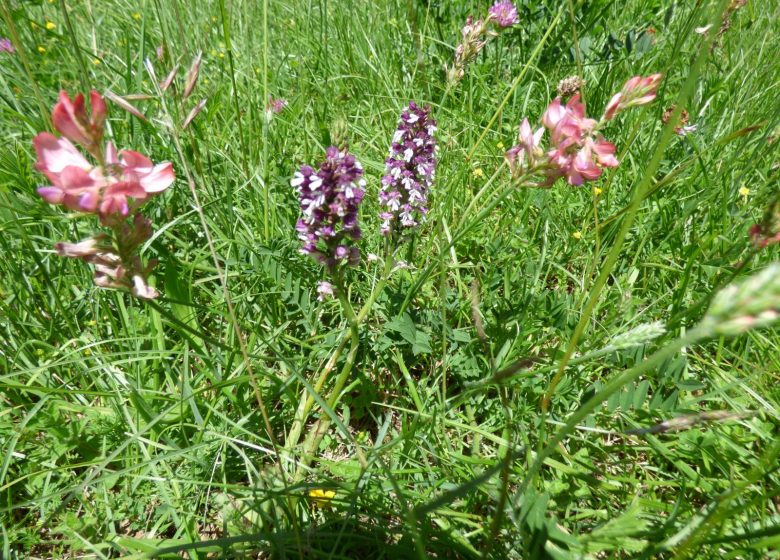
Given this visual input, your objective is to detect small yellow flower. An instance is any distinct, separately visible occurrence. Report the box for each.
[309,489,336,507]
[472,168,484,178]
[86,320,97,327]
[34,348,45,357]
[45,21,56,30]
[739,186,750,197]
[210,49,218,57]
[496,141,505,150]
[37,46,46,53]
[211,16,218,22]
[204,78,210,85]
[218,52,225,58]
[92,58,101,65]
[572,231,582,240]
[593,187,603,196]
[132,13,141,20]
[31,22,38,29]
[83,348,93,356]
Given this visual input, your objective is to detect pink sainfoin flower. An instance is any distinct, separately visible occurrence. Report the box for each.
[487,1,519,28]
[447,2,517,84]
[506,74,662,187]
[543,95,618,186]
[0,38,14,53]
[603,74,663,121]
[447,17,490,83]
[33,90,175,298]
[35,136,173,218]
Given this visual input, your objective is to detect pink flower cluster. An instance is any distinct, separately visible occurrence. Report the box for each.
[505,74,662,187]
[35,91,174,222]
[33,91,175,298]
[447,1,518,84]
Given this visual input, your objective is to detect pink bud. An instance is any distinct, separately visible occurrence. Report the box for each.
[51,90,106,156]
[603,93,622,120]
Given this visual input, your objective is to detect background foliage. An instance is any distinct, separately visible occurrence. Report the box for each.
[1,0,779,557]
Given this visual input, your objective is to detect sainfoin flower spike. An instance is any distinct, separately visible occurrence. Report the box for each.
[446,2,517,84]
[292,147,365,272]
[505,74,661,188]
[603,74,663,121]
[33,90,175,298]
[379,102,437,237]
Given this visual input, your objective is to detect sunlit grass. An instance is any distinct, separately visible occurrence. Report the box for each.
[1,0,779,558]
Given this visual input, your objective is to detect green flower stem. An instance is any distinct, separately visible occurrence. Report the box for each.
[293,275,366,480]
[284,331,350,455]
[285,253,394,458]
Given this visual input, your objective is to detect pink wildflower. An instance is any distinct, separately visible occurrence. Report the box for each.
[0,38,14,53]
[33,90,174,299]
[604,74,663,120]
[505,118,544,178]
[487,1,519,28]
[316,281,335,301]
[267,96,288,114]
[34,135,174,221]
[51,90,106,158]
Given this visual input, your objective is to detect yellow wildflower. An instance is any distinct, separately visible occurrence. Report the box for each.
[496,141,505,150]
[92,58,101,65]
[472,168,484,178]
[572,231,582,240]
[593,187,603,196]
[132,13,141,20]
[738,186,750,197]
[37,46,46,53]
[45,21,56,30]
[309,489,336,507]
[218,52,225,58]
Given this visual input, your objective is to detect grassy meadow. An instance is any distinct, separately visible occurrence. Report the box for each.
[1,0,780,557]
